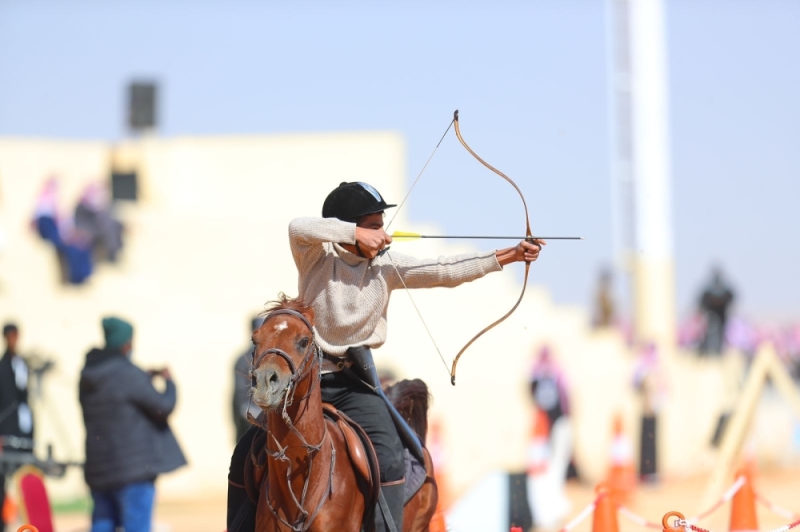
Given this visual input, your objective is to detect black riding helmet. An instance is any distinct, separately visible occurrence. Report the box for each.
[321,182,396,222]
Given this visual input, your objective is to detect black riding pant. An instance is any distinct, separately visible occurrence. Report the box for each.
[321,371,405,483]
[227,427,257,532]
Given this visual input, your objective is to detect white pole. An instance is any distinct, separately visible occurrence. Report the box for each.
[606,0,636,315]
[629,0,676,346]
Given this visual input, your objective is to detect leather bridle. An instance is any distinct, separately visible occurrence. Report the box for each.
[250,309,320,390]
[248,308,334,532]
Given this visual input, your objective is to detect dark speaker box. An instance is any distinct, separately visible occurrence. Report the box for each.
[111,171,138,201]
[128,82,157,130]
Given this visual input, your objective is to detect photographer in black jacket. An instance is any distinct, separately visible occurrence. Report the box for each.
[79,317,186,532]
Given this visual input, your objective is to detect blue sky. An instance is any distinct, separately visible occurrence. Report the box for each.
[1,0,798,322]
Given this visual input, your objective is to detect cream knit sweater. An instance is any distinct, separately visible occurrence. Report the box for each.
[289,217,503,356]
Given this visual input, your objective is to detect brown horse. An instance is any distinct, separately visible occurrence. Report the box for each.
[249,296,438,531]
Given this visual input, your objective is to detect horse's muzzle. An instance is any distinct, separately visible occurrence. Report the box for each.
[251,365,289,409]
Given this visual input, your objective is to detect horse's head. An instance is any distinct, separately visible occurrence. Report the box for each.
[250,296,317,411]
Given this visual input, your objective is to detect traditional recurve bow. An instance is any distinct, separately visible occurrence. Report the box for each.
[448,110,535,385]
[385,110,546,386]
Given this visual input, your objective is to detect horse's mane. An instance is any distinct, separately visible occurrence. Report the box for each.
[262,293,314,321]
[384,379,431,445]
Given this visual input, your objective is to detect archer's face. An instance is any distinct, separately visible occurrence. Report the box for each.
[356,212,385,230]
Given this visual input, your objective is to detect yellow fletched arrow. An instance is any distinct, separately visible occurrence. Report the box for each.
[390,231,424,240]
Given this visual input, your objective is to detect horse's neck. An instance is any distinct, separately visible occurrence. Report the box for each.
[267,390,325,446]
[266,381,327,466]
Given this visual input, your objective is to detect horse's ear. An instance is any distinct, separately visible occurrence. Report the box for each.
[300,305,315,325]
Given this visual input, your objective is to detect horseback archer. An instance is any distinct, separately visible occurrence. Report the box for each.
[227,181,544,532]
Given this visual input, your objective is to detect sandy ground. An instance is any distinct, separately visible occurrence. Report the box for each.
[14,496,228,532]
[20,467,799,532]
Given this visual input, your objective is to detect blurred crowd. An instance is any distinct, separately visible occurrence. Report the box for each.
[677,270,800,380]
[33,178,124,285]
[524,263,800,494]
[595,266,800,380]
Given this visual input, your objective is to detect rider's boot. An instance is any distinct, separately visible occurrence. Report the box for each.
[376,479,405,532]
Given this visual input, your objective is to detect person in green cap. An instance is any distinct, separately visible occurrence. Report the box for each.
[79,316,187,532]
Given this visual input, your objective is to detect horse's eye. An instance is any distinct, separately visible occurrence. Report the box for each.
[299,337,309,349]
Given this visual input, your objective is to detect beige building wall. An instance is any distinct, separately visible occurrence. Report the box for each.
[0,133,777,505]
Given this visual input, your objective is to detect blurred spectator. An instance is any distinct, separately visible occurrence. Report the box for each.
[678,312,706,350]
[786,324,800,383]
[633,343,667,483]
[74,182,124,263]
[593,268,617,328]
[79,317,186,532]
[32,178,61,241]
[32,178,93,284]
[1,323,33,532]
[32,178,67,281]
[232,315,265,444]
[32,179,125,285]
[530,346,570,425]
[529,346,579,480]
[698,268,735,356]
[725,316,759,359]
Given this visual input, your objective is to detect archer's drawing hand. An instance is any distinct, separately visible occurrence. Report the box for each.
[355,227,393,259]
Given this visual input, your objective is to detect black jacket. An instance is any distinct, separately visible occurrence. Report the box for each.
[79,348,187,490]
[0,350,32,439]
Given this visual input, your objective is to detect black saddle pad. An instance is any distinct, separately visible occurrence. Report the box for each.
[403,448,427,504]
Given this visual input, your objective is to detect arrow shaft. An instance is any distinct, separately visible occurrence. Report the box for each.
[396,235,583,240]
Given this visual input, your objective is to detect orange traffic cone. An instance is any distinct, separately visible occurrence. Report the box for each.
[527,408,550,476]
[592,483,620,532]
[729,467,758,532]
[2,494,17,525]
[607,414,636,505]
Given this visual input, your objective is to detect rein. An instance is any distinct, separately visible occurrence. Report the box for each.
[249,308,334,532]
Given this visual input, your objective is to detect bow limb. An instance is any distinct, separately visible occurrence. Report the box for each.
[453,110,533,239]
[449,110,533,385]
[450,262,530,385]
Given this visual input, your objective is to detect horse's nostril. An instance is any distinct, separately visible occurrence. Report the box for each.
[269,372,278,384]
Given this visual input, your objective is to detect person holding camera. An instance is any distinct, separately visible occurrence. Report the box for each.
[79,317,186,532]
